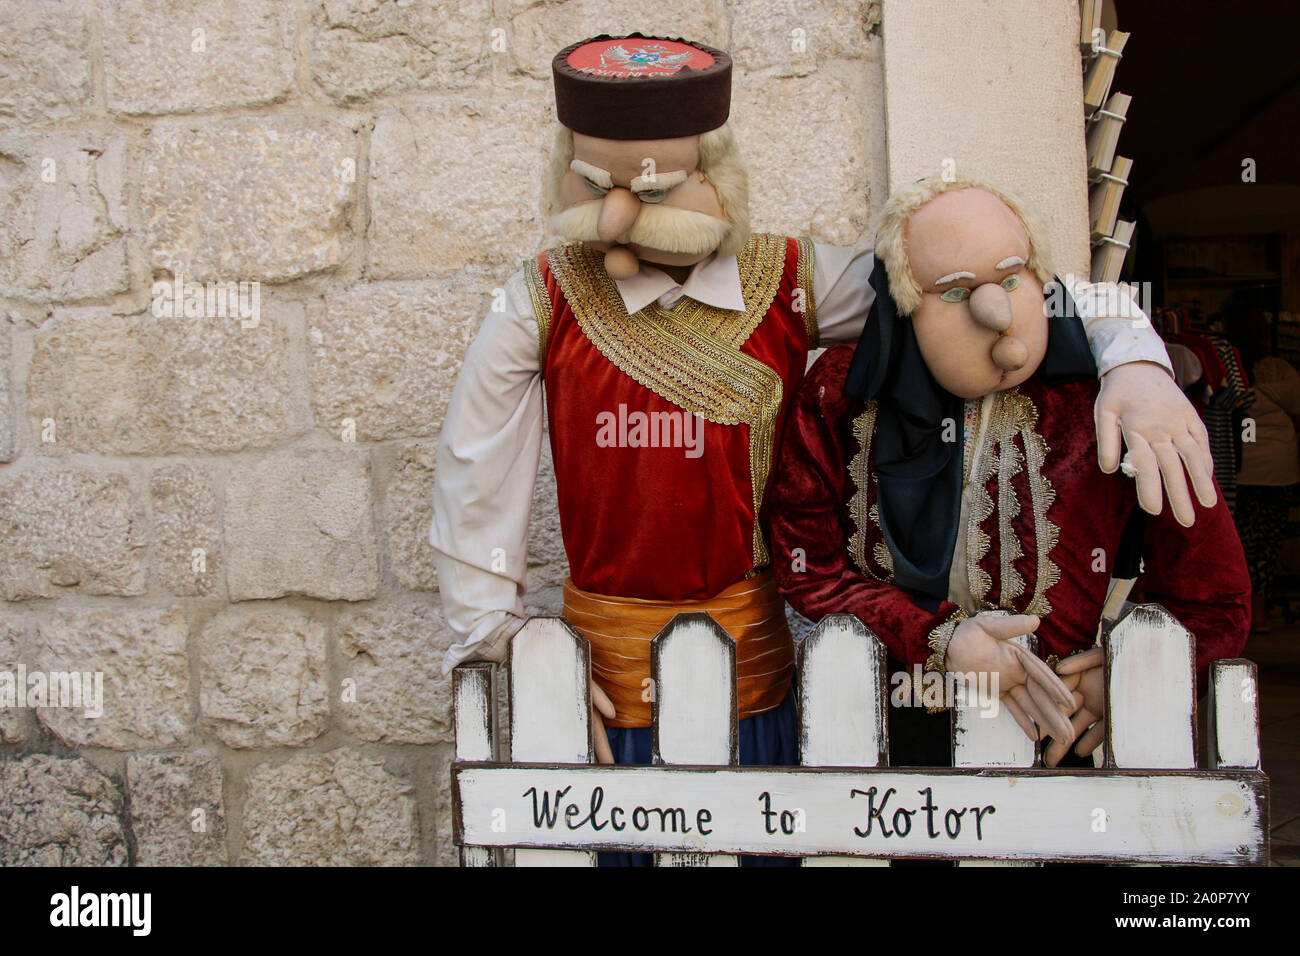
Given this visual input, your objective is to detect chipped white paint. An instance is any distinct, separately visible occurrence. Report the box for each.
[1209,660,1260,770]
[510,617,596,867]
[453,662,498,867]
[1106,605,1196,769]
[954,633,1039,867]
[455,765,1266,864]
[653,613,738,867]
[799,615,888,867]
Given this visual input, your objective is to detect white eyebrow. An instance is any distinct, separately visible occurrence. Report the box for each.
[996,255,1026,270]
[631,169,688,193]
[935,271,977,285]
[570,159,612,188]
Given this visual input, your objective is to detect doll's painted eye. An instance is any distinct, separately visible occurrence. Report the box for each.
[1001,274,1020,292]
[637,188,671,204]
[940,287,971,303]
[583,177,610,196]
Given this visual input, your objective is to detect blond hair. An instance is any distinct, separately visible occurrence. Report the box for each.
[874,174,1055,315]
[543,123,751,259]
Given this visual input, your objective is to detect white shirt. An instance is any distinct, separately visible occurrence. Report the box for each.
[430,243,1171,672]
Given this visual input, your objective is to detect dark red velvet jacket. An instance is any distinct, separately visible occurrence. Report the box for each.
[765,344,1251,690]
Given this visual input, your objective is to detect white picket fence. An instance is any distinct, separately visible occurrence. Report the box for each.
[452,604,1268,866]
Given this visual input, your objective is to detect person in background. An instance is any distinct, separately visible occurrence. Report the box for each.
[1235,355,1300,631]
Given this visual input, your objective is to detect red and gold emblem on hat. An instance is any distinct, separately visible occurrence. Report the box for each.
[567,38,715,77]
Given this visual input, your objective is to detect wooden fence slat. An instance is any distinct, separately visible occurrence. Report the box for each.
[1106,604,1196,769]
[799,613,889,867]
[953,632,1040,867]
[1208,659,1261,770]
[1106,604,1197,868]
[509,617,597,867]
[453,662,500,867]
[652,613,738,867]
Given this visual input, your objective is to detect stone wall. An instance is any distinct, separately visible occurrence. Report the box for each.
[0,0,886,866]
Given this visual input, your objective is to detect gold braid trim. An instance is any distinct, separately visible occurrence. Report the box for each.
[1021,424,1061,617]
[847,401,893,581]
[523,255,554,369]
[966,432,996,610]
[995,419,1026,608]
[923,608,969,714]
[974,389,1060,616]
[795,236,819,349]
[544,235,789,567]
[870,505,895,578]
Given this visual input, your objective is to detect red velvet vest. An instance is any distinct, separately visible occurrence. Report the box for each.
[525,235,817,601]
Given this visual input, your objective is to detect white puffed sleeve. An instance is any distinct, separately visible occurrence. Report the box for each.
[431,268,546,674]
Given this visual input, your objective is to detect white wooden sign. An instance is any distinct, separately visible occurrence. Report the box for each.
[453,765,1265,864]
[453,608,1269,866]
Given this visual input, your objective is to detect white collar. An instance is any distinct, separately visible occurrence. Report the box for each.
[612,252,746,314]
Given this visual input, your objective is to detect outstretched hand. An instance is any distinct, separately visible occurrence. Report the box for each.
[944,612,1076,744]
[1095,361,1217,527]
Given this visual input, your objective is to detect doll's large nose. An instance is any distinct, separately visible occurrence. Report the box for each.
[971,282,1028,372]
[969,282,1013,333]
[597,187,641,242]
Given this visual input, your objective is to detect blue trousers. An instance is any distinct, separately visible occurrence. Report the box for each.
[596,689,800,867]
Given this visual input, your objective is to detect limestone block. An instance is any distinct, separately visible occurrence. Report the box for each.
[367,104,549,276]
[150,463,221,596]
[103,0,295,114]
[336,601,454,744]
[309,0,491,102]
[0,0,92,125]
[309,279,485,441]
[34,605,190,749]
[27,304,299,455]
[0,755,128,866]
[198,606,329,748]
[224,447,380,602]
[141,116,359,282]
[240,749,419,865]
[0,133,128,300]
[0,469,146,601]
[126,752,228,866]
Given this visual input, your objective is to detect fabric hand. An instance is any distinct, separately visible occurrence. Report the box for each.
[590,679,616,764]
[1044,647,1106,767]
[944,613,1077,744]
[1095,361,1217,527]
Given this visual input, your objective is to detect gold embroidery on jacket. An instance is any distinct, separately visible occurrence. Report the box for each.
[524,255,554,368]
[848,401,893,582]
[795,236,819,349]
[996,419,1026,608]
[1021,425,1061,616]
[545,234,789,567]
[963,388,1060,615]
[966,417,997,609]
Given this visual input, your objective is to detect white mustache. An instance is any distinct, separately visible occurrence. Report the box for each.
[549,200,731,255]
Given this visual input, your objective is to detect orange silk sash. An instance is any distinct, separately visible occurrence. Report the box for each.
[562,571,795,728]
